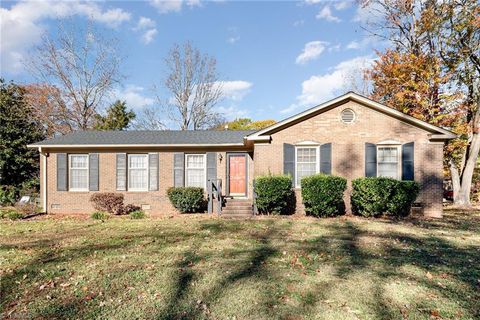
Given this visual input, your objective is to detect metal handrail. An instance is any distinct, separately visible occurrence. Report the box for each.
[207,179,223,215]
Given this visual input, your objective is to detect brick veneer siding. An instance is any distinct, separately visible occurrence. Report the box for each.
[253,100,445,218]
[42,148,253,215]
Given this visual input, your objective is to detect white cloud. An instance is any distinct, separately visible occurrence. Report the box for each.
[0,0,131,74]
[227,36,240,44]
[218,81,253,101]
[135,16,156,30]
[113,85,155,109]
[217,105,249,120]
[346,37,381,50]
[141,29,158,45]
[295,41,328,65]
[134,16,158,44]
[334,1,351,10]
[149,0,200,14]
[316,6,341,22]
[281,56,374,114]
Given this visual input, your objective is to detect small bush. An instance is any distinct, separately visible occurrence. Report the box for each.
[129,210,146,219]
[91,211,109,220]
[124,204,142,215]
[351,177,420,217]
[15,203,37,215]
[0,186,18,206]
[301,174,347,217]
[167,187,206,213]
[254,174,294,215]
[90,193,124,214]
[1,209,24,220]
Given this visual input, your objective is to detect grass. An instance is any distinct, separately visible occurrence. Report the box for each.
[1,209,479,320]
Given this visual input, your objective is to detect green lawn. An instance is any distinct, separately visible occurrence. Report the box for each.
[1,210,479,320]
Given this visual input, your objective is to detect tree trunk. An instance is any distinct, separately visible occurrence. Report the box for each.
[455,131,480,206]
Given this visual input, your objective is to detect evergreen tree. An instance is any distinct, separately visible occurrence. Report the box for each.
[0,79,45,187]
[93,100,136,131]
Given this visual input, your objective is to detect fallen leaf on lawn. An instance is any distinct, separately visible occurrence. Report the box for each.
[426,272,433,280]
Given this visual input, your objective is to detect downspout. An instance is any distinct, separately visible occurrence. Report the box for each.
[39,147,47,213]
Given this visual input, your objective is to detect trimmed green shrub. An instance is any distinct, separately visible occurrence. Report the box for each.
[254,174,294,215]
[301,174,347,217]
[167,187,206,213]
[91,211,109,220]
[129,210,146,219]
[351,177,420,217]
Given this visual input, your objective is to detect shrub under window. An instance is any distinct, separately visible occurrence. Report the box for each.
[254,174,294,215]
[90,193,124,214]
[167,187,206,213]
[301,174,347,217]
[351,177,420,217]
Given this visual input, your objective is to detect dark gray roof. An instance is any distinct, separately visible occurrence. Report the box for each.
[31,130,256,146]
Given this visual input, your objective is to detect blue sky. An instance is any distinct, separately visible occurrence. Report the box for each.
[1,0,383,123]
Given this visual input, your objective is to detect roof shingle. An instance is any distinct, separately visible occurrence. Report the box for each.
[32,130,256,146]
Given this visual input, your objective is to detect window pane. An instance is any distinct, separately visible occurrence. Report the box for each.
[296,147,317,186]
[70,169,88,189]
[70,155,88,168]
[186,155,205,169]
[378,163,398,178]
[378,147,398,179]
[69,155,88,190]
[186,155,205,188]
[129,155,147,169]
[128,155,148,190]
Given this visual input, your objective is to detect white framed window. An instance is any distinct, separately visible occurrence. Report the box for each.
[377,146,400,179]
[69,154,89,191]
[185,154,206,188]
[295,146,319,188]
[128,154,148,191]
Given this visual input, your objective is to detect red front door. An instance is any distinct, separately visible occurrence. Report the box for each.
[229,155,246,195]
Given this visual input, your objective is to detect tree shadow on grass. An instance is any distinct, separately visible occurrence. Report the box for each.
[294,220,480,319]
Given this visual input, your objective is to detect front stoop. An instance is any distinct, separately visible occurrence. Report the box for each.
[221,198,253,218]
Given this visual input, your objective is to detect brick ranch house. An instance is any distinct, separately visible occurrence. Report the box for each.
[29,92,456,218]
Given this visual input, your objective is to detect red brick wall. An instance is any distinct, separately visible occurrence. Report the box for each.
[253,100,444,217]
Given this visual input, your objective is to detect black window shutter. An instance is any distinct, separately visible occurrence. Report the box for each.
[149,153,159,191]
[320,143,332,174]
[206,152,217,184]
[283,143,295,184]
[173,153,185,187]
[89,153,99,191]
[57,153,68,191]
[402,142,414,180]
[116,153,127,191]
[365,143,377,177]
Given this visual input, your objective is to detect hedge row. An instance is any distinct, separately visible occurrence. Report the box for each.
[254,175,294,215]
[301,174,347,217]
[351,177,420,217]
[167,187,206,213]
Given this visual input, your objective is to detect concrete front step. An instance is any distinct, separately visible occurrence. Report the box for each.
[221,213,254,219]
[224,205,252,210]
[222,208,253,215]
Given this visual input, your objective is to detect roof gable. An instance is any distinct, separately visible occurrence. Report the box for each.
[247,92,456,141]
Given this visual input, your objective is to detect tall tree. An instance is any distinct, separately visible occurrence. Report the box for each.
[432,0,480,206]
[363,0,480,206]
[0,79,45,188]
[134,105,166,130]
[94,100,135,131]
[156,42,224,130]
[23,83,71,138]
[26,22,122,131]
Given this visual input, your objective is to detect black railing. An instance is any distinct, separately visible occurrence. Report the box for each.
[207,179,223,215]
